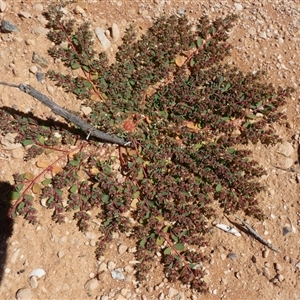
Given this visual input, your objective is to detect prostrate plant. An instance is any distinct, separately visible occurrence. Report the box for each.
[0,5,294,291]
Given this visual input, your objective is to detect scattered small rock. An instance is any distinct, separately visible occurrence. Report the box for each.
[118,245,128,255]
[32,52,49,68]
[29,276,38,289]
[111,268,125,280]
[0,1,7,12]
[98,262,107,272]
[235,271,242,279]
[283,226,291,236]
[262,249,270,259]
[262,267,270,278]
[33,4,43,11]
[276,274,284,282]
[95,27,111,50]
[277,141,294,157]
[107,261,116,270]
[84,278,99,291]
[283,158,294,169]
[74,5,85,15]
[1,19,19,33]
[19,11,32,19]
[31,26,49,36]
[227,253,237,260]
[251,255,257,263]
[274,263,283,272]
[234,3,243,10]
[111,23,120,42]
[29,268,46,279]
[11,148,24,159]
[16,288,32,300]
[57,250,65,258]
[36,72,44,82]
[81,106,92,116]
[29,66,38,74]
[168,287,178,298]
[295,262,300,269]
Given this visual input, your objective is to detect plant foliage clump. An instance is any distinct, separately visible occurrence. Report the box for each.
[0,5,294,291]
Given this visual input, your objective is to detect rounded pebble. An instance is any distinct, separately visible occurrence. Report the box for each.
[107,261,116,270]
[29,276,38,289]
[16,288,32,300]
[118,245,128,255]
[111,268,125,280]
[84,278,99,291]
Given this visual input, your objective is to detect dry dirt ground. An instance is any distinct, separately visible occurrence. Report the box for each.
[0,0,300,299]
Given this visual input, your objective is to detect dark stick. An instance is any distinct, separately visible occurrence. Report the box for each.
[0,81,131,146]
[234,214,281,253]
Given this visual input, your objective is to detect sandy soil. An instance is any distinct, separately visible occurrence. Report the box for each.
[0,0,300,299]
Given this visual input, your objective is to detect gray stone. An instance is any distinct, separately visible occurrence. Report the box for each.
[95,27,111,50]
[111,268,125,280]
[227,252,238,260]
[1,20,19,33]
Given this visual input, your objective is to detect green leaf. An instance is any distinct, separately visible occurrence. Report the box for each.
[70,184,78,193]
[133,191,140,199]
[221,83,231,91]
[139,238,147,248]
[171,234,179,243]
[194,143,203,150]
[243,121,251,128]
[247,114,257,119]
[37,135,45,144]
[211,26,217,34]
[42,178,52,186]
[156,236,164,246]
[174,243,184,251]
[196,37,203,47]
[102,194,109,203]
[10,191,21,200]
[71,62,80,69]
[24,194,33,201]
[190,58,195,67]
[70,159,80,166]
[164,247,171,255]
[17,202,25,213]
[82,65,90,72]
[215,183,222,192]
[103,219,111,226]
[256,100,263,108]
[22,139,34,146]
[227,148,236,154]
[15,184,24,192]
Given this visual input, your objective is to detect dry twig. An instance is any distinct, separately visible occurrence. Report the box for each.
[234,214,281,253]
[0,81,131,146]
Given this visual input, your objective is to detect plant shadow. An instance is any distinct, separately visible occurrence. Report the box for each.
[1,106,87,140]
[0,181,14,284]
